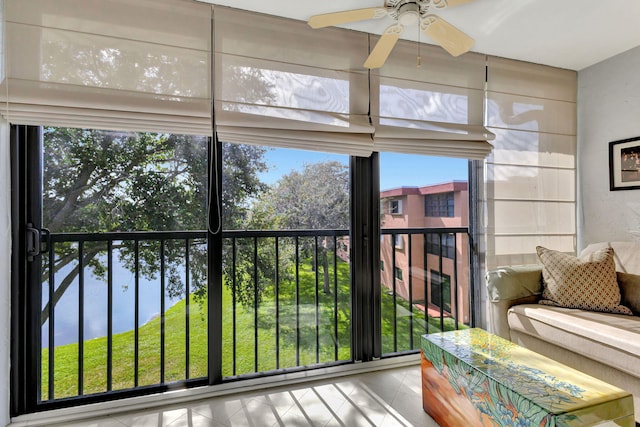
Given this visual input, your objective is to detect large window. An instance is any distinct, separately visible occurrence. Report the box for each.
[6,0,578,416]
[5,0,504,413]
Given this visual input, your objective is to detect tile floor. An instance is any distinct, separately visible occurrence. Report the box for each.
[55,365,439,427]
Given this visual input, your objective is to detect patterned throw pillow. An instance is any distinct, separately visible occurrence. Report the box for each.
[536,246,633,315]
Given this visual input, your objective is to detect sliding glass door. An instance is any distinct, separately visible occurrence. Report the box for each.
[15,126,211,409]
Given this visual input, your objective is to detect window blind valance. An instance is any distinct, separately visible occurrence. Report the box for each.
[1,0,212,135]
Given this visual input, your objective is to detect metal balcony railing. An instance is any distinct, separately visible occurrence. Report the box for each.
[39,227,471,405]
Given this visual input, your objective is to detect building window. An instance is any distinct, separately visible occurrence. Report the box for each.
[394,267,403,281]
[426,233,455,259]
[425,192,454,217]
[390,199,402,214]
[430,270,451,313]
[380,260,384,271]
[394,234,404,250]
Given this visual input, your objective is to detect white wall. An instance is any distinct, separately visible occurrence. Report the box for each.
[0,118,11,426]
[578,46,640,250]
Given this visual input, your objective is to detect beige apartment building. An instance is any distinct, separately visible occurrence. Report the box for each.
[380,181,470,324]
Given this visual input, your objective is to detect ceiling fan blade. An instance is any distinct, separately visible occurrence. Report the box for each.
[308,7,386,29]
[364,24,403,69]
[420,15,474,57]
[431,0,476,9]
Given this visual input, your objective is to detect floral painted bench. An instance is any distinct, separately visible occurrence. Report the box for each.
[421,328,634,426]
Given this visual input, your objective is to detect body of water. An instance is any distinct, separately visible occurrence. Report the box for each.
[42,254,189,348]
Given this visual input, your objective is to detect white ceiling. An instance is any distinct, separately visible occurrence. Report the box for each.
[199,0,640,71]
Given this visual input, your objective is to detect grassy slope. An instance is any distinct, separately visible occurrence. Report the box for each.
[43,260,462,400]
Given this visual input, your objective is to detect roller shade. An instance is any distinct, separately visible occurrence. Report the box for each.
[0,0,212,135]
[370,38,494,158]
[212,6,374,156]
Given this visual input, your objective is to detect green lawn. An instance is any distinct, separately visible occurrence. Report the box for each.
[42,259,464,400]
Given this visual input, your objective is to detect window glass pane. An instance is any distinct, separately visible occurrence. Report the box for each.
[379,153,471,356]
[40,127,208,400]
[221,145,351,377]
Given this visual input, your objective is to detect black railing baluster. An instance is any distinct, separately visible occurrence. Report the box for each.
[78,241,84,396]
[408,234,413,350]
[453,234,459,330]
[275,237,280,370]
[185,239,190,379]
[253,237,258,373]
[134,240,140,388]
[48,241,55,400]
[107,241,113,392]
[391,233,397,353]
[314,236,319,364]
[295,236,300,366]
[333,236,338,361]
[232,238,237,376]
[424,233,429,335]
[438,233,444,333]
[468,234,475,328]
[160,240,166,384]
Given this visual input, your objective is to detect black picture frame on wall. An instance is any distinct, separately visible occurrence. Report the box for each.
[609,136,640,191]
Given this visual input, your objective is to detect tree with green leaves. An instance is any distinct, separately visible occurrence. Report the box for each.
[42,127,269,325]
[243,161,350,297]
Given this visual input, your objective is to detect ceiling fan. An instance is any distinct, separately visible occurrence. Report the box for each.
[308,0,476,69]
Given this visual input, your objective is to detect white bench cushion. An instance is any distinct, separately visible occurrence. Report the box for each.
[507,303,640,378]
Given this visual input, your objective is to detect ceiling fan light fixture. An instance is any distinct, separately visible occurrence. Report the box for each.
[397,2,420,26]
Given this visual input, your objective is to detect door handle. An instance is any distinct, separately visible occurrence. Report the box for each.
[25,223,40,261]
[25,224,50,262]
